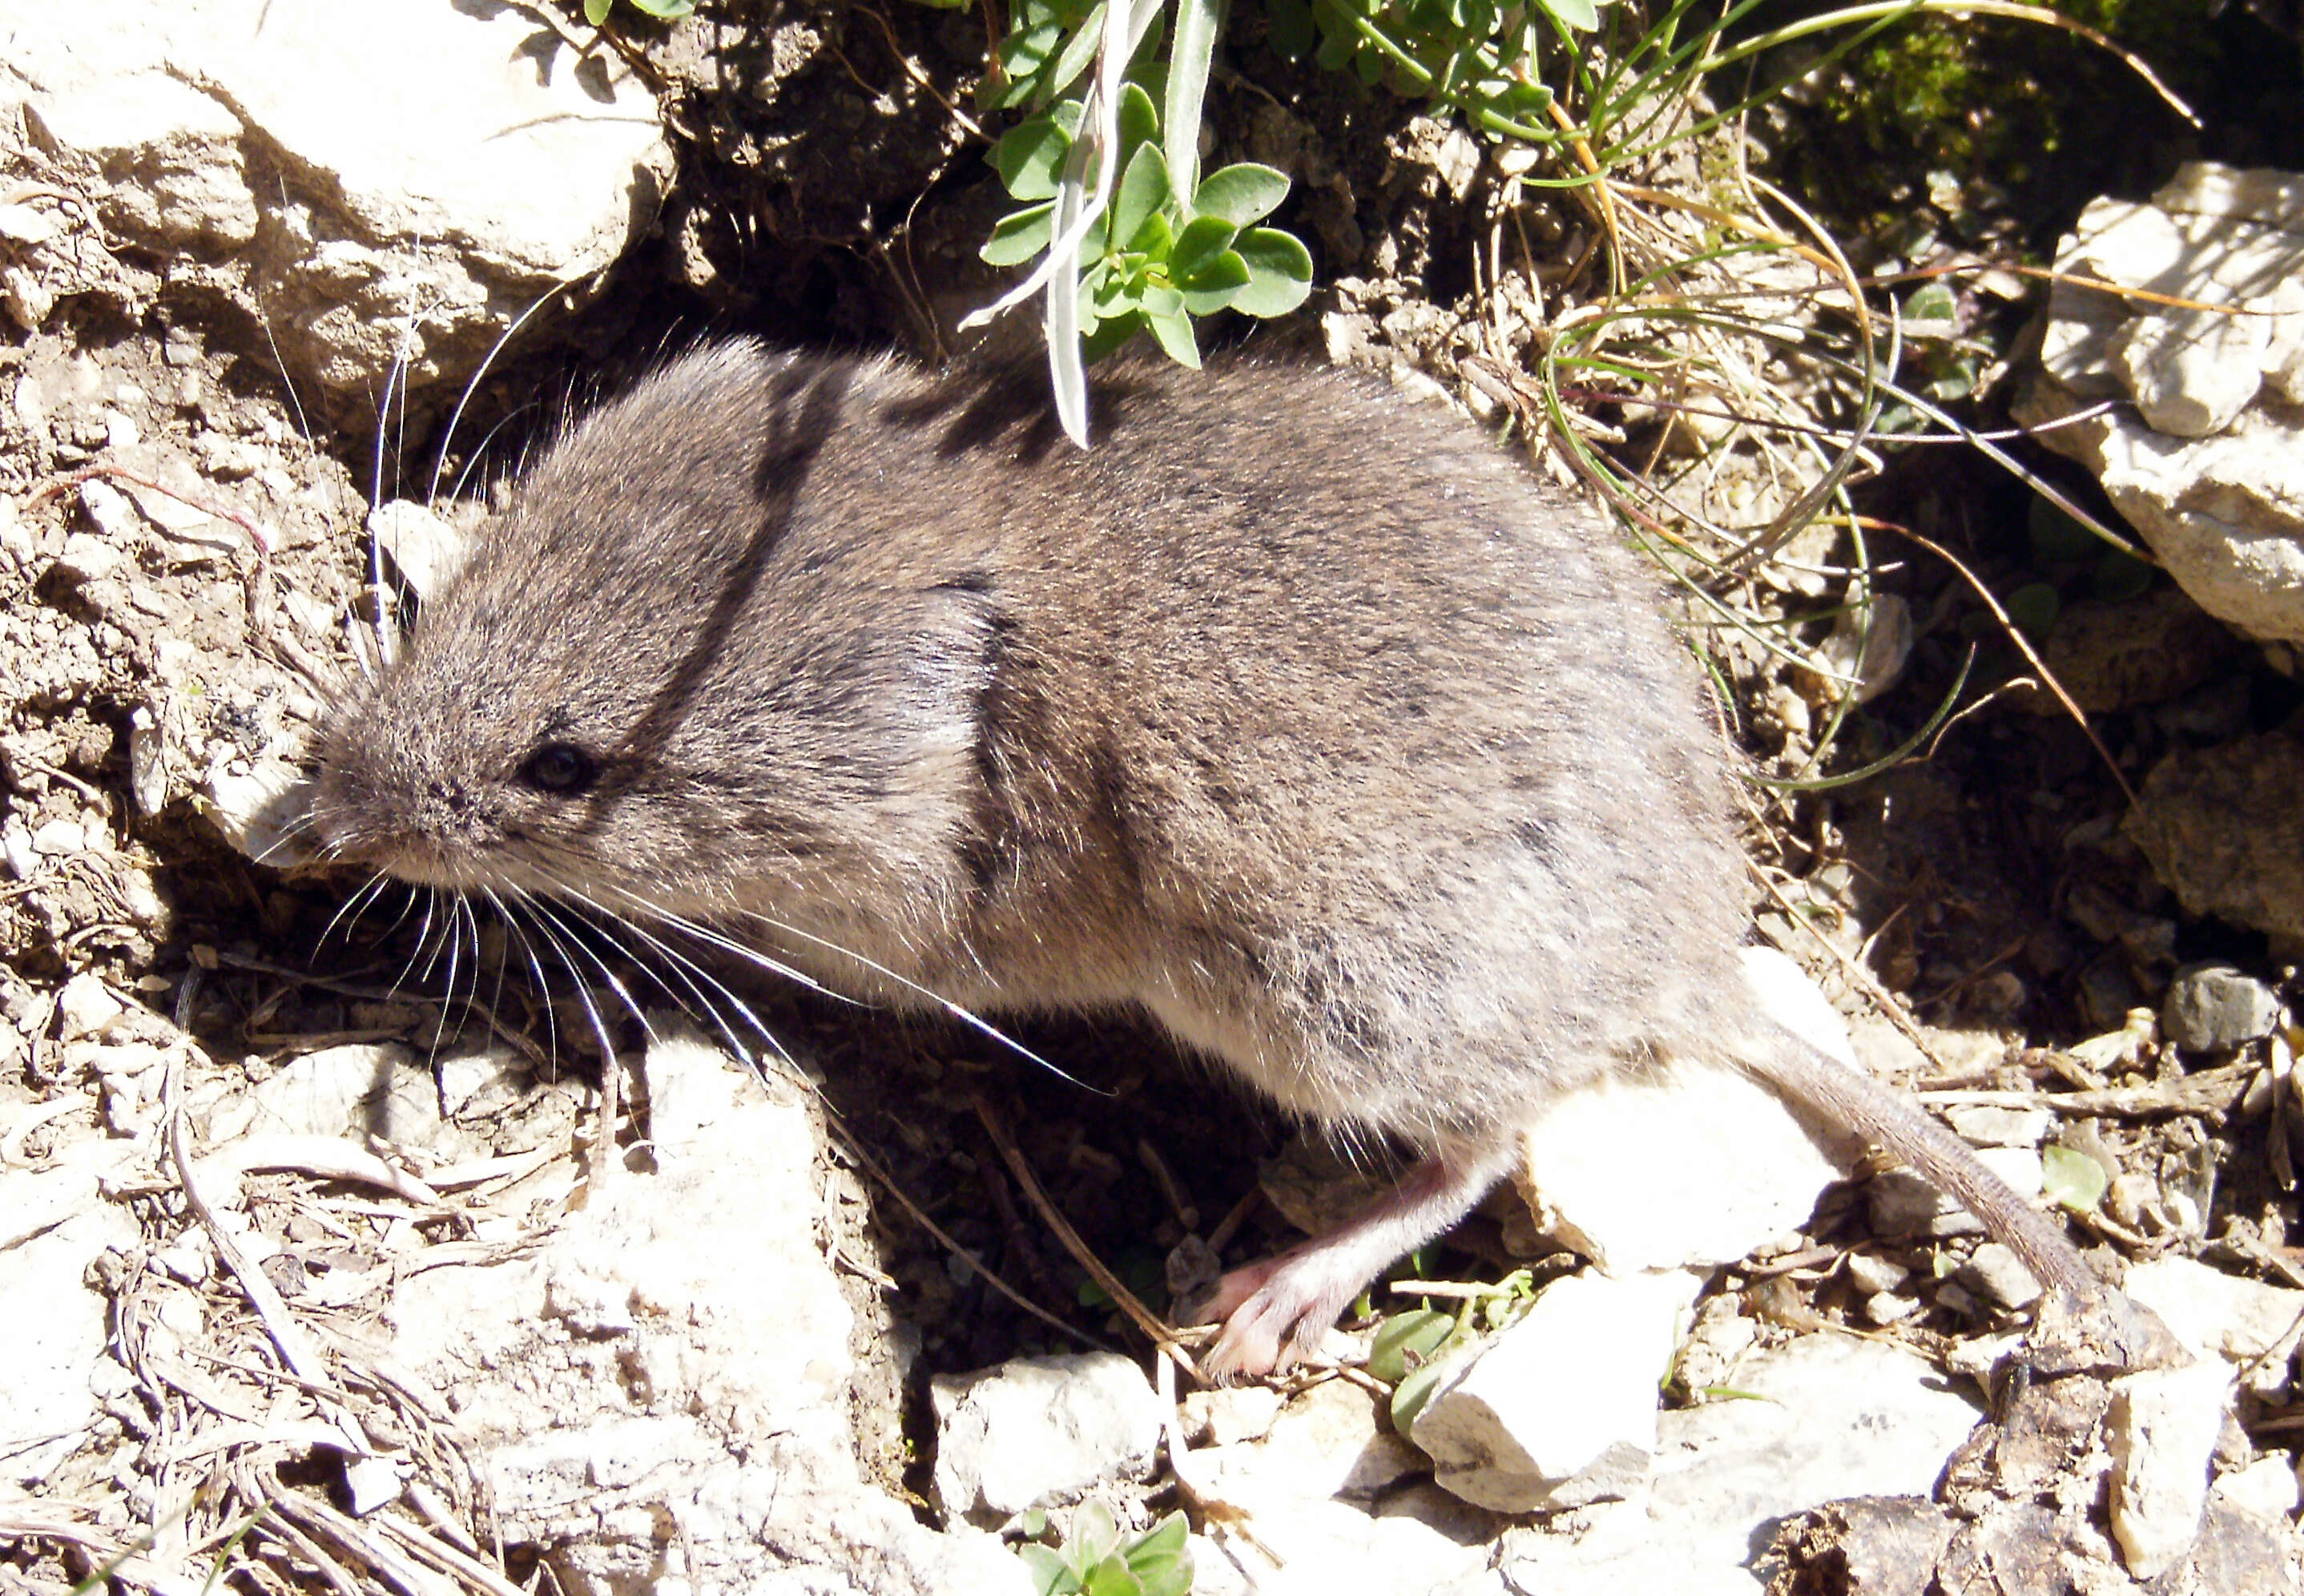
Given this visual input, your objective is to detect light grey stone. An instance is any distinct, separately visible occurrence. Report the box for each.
[1194,1374,1420,1509]
[1943,1104,2052,1149]
[2161,961,2282,1052]
[1956,1242,2042,1310]
[358,1028,1023,1594]
[0,0,674,410]
[1497,1336,1982,1595]
[1871,1147,2044,1240]
[2109,1358,2236,1579]
[2017,162,2304,646]
[0,1139,143,1485]
[1412,1268,1701,1511]
[1198,1497,1496,1596]
[2213,1456,2303,1523]
[1516,949,1857,1275]
[1843,1251,1911,1296]
[929,1352,1164,1526]
[2127,1255,2304,1400]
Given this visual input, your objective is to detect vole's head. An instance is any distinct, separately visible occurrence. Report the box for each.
[305,343,995,929]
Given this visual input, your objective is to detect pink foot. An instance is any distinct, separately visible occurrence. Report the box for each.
[1196,1150,1511,1380]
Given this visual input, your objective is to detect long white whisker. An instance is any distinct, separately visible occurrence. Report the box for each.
[563,882,850,1003]
[557,891,794,1071]
[401,889,449,989]
[730,905,1092,1087]
[445,404,539,506]
[428,284,573,507]
[569,881,1094,1092]
[515,895,622,1067]
[319,872,393,948]
[376,881,426,939]
[485,886,563,1066]
[526,897,660,1049]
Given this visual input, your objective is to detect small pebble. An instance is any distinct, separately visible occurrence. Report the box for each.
[2161,962,2281,1053]
[79,478,138,539]
[1844,1251,1911,1296]
[50,532,125,586]
[1956,1242,2042,1310]
[1946,1105,2052,1149]
[31,816,88,856]
[1864,1291,1920,1325]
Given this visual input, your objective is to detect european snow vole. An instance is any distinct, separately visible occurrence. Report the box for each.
[308,343,2113,1376]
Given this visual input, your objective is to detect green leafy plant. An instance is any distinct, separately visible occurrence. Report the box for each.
[1015,1502,1193,1596]
[984,84,1312,368]
[583,0,695,22]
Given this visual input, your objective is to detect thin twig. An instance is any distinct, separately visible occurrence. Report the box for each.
[971,1093,1204,1381]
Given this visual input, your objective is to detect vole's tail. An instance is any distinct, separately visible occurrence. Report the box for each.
[1743,1032,2100,1298]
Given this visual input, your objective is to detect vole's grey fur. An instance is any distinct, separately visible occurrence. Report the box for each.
[310,342,2106,1376]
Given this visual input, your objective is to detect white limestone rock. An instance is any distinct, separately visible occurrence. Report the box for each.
[1514,948,1859,1275]
[1496,1335,1985,1595]
[1412,1268,1702,1512]
[363,1026,1025,1594]
[2108,1358,2238,1580]
[0,0,673,409]
[2016,161,2304,647]
[2126,1255,2304,1401]
[930,1352,1166,1528]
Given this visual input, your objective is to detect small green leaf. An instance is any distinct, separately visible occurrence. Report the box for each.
[1016,1542,1080,1596]
[1125,1513,1194,1596]
[1111,143,1174,259]
[1081,311,1148,362]
[1267,0,1315,56]
[1146,307,1200,368]
[626,0,698,14]
[1128,1515,1190,1562]
[1193,163,1291,226]
[585,0,613,22]
[1082,1554,1145,1596]
[1902,280,1960,338]
[1129,210,1174,257]
[1178,250,1251,315]
[2004,581,2061,639]
[1116,81,1161,162]
[1535,0,1600,29]
[1071,1501,1121,1567]
[2044,1145,2111,1214]
[1367,1306,1455,1383]
[1390,1355,1450,1432]
[1138,281,1184,320]
[1045,3,1110,103]
[995,110,1081,201]
[1231,226,1314,316]
[982,202,1057,267]
[1168,214,1239,282]
[2090,550,2156,603]
[998,22,1064,85]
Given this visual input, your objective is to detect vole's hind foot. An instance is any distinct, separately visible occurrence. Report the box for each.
[1194,1150,1509,1381]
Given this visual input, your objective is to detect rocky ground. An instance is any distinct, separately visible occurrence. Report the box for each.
[4,2,2304,1594]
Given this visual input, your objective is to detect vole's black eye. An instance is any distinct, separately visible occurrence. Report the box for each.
[518,742,599,796]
